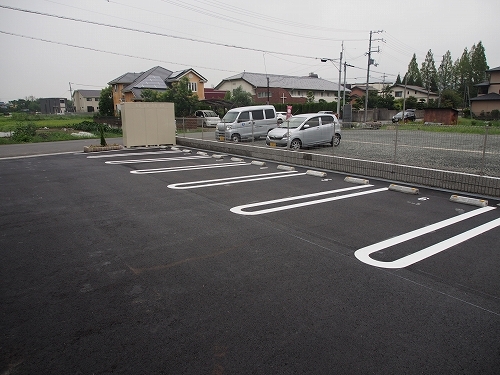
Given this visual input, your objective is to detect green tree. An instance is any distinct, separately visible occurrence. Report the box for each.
[437,50,454,93]
[99,86,114,116]
[469,41,488,97]
[141,77,199,117]
[395,74,402,84]
[377,86,395,109]
[404,54,422,87]
[454,48,471,106]
[226,85,253,107]
[167,76,199,117]
[420,49,438,93]
[306,91,315,103]
[440,89,462,109]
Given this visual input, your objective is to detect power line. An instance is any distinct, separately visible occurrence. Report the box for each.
[0,30,239,74]
[0,4,341,61]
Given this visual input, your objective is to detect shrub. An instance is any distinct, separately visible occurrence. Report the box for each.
[11,122,37,142]
[73,120,122,135]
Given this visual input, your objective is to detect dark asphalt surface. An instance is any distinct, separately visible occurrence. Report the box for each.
[1,139,499,374]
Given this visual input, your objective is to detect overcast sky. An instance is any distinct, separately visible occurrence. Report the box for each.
[0,0,498,102]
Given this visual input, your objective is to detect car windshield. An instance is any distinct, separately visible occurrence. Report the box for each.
[278,116,306,129]
[204,111,218,117]
[221,111,238,123]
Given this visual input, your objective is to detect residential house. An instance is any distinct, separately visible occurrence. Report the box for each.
[471,66,500,117]
[73,89,101,113]
[215,72,349,104]
[347,85,379,105]
[39,98,67,114]
[389,84,438,103]
[108,66,208,114]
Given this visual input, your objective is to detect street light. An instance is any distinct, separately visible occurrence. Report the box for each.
[321,56,342,117]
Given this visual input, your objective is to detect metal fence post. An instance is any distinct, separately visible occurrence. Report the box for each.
[480,122,489,175]
[393,122,399,164]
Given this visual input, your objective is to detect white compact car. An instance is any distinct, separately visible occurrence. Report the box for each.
[266,113,341,150]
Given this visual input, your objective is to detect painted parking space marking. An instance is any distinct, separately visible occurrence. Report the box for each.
[105,155,211,164]
[130,161,248,174]
[230,186,388,215]
[168,171,303,189]
[355,206,498,269]
[87,150,182,158]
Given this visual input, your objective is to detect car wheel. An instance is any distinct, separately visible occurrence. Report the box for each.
[290,139,301,150]
[277,118,283,124]
[231,134,241,143]
[331,134,341,147]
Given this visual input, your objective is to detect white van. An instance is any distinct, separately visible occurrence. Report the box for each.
[194,110,221,127]
[215,105,277,142]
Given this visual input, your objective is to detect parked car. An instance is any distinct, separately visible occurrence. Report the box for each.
[276,112,288,123]
[194,110,221,127]
[266,113,341,150]
[215,105,277,142]
[392,109,416,123]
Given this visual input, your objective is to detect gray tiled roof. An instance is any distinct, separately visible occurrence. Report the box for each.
[470,92,500,101]
[390,84,438,95]
[74,90,101,98]
[122,66,173,93]
[108,72,142,85]
[218,72,348,92]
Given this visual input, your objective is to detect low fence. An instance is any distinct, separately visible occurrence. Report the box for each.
[175,121,500,198]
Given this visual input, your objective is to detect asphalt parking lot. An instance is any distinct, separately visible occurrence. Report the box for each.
[1,141,499,374]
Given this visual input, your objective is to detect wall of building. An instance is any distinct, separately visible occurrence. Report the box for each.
[74,92,99,113]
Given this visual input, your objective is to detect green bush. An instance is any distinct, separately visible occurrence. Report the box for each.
[73,120,122,135]
[11,122,37,142]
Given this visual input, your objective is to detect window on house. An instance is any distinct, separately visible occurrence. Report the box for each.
[395,91,402,97]
[87,98,92,101]
[188,82,197,92]
[258,92,272,98]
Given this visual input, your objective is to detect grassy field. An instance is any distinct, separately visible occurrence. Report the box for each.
[0,113,95,132]
[0,114,121,144]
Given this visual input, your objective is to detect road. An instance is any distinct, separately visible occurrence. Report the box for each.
[1,142,499,374]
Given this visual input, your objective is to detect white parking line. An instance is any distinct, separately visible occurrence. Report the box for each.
[130,162,248,174]
[168,171,302,189]
[105,155,211,164]
[354,206,497,268]
[230,186,387,215]
[87,150,182,158]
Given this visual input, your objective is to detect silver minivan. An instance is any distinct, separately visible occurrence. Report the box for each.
[215,105,277,142]
[266,113,341,150]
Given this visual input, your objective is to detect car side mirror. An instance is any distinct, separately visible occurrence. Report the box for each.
[302,124,309,129]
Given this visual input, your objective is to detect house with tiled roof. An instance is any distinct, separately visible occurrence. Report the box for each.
[108,66,207,114]
[72,89,101,113]
[215,72,349,104]
[471,66,500,117]
[389,84,438,103]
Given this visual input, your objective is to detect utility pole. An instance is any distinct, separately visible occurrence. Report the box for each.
[364,30,384,123]
[343,62,354,109]
[266,76,270,105]
[337,42,343,117]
